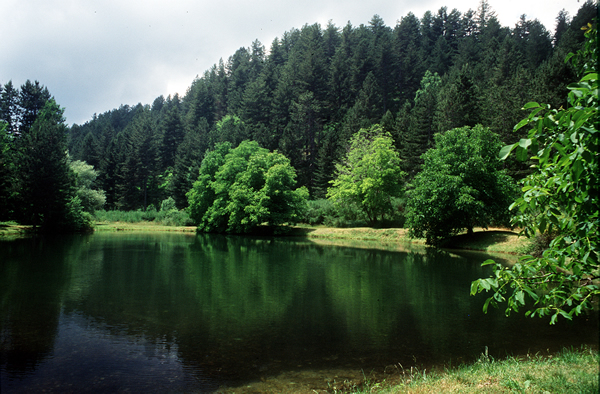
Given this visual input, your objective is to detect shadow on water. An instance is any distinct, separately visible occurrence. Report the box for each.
[0,233,597,393]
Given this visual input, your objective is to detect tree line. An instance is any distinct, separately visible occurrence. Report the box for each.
[0,1,596,233]
[58,1,595,212]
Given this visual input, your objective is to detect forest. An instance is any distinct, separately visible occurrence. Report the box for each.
[0,1,597,230]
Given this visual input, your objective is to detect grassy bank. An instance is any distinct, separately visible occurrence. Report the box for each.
[296,226,530,255]
[93,221,196,232]
[351,346,599,394]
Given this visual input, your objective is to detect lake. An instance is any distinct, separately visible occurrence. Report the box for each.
[1,232,597,393]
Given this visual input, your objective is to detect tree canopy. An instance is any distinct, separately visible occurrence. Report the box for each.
[405,124,516,245]
[327,125,404,225]
[187,140,308,233]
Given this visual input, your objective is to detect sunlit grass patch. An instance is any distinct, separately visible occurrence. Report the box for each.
[440,228,530,254]
[350,347,599,394]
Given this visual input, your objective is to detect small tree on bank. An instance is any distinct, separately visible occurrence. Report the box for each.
[326,125,405,226]
[405,124,516,245]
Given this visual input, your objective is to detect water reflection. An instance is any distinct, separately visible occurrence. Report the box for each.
[0,233,597,392]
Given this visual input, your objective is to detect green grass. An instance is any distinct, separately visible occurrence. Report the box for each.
[295,226,530,255]
[347,347,599,394]
[440,229,532,254]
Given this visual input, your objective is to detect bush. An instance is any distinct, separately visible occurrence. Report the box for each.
[94,208,193,226]
[156,209,194,226]
[94,209,144,223]
[160,197,177,212]
[63,196,93,232]
[303,199,337,225]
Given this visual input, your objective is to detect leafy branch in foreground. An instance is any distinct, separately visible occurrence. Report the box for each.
[471,23,599,324]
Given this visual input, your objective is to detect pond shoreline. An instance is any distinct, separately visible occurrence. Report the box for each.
[2,223,595,394]
[1,221,530,255]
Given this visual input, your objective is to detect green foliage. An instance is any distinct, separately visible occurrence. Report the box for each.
[327,125,405,225]
[406,125,516,245]
[303,199,337,225]
[160,196,177,212]
[70,160,106,213]
[471,24,599,323]
[398,71,442,178]
[17,99,91,232]
[94,208,193,226]
[0,121,14,220]
[94,209,147,223]
[187,140,308,233]
[64,196,94,233]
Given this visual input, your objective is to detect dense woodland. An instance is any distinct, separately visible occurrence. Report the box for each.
[1,1,597,220]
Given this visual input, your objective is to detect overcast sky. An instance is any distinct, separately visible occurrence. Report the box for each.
[2,0,584,125]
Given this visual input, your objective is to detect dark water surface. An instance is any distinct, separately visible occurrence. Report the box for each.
[1,233,597,393]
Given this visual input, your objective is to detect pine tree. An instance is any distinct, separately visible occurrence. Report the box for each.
[17,80,51,134]
[0,81,19,134]
[16,99,77,230]
[159,98,185,170]
[400,71,441,178]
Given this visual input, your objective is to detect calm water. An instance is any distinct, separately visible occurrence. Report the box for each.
[1,233,597,393]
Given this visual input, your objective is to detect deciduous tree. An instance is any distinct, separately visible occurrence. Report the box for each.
[187,140,308,233]
[327,125,404,225]
[405,124,515,245]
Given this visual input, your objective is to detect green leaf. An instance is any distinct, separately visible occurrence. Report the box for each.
[499,144,516,160]
[516,146,529,162]
[580,73,597,81]
[515,290,525,305]
[572,159,584,181]
[518,138,532,149]
[481,279,491,290]
[514,118,530,131]
[523,102,541,109]
[483,297,492,313]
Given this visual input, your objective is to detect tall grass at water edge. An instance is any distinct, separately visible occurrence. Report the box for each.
[94,209,194,227]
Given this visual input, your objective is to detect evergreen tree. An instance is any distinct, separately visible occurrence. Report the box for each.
[328,22,358,122]
[16,99,79,231]
[17,80,51,134]
[114,109,160,210]
[553,9,570,46]
[159,97,185,170]
[0,81,19,134]
[169,118,209,209]
[434,64,480,132]
[0,122,14,220]
[393,13,426,102]
[80,132,101,170]
[400,71,441,178]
